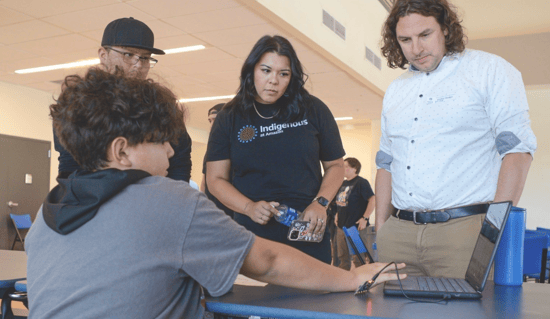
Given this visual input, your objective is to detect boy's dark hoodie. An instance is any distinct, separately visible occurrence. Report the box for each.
[43,169,150,235]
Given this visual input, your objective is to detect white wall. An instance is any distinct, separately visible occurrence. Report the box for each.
[519,87,550,229]
[0,81,58,190]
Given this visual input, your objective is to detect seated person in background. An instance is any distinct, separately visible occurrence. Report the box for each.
[25,68,405,319]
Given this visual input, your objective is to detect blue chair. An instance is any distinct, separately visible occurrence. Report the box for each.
[536,227,550,280]
[9,214,32,250]
[342,226,374,265]
[523,230,549,283]
[2,280,28,319]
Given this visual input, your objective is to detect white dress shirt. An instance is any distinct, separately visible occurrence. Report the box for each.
[377,49,537,211]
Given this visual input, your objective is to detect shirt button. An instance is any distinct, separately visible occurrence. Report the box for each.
[407,166,411,169]
[427,72,430,76]
[411,140,415,143]
[409,193,413,196]
[414,118,418,121]
[419,94,423,98]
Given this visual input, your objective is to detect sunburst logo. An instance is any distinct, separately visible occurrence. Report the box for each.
[238,125,257,143]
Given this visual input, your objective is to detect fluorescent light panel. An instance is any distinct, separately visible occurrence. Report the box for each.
[335,117,353,121]
[179,95,235,103]
[14,45,206,74]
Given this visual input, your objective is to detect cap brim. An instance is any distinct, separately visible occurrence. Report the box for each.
[116,44,165,55]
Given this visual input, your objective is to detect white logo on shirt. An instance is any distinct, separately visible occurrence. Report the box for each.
[259,119,309,137]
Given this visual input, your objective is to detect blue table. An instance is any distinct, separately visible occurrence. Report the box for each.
[0,250,27,319]
[206,281,550,318]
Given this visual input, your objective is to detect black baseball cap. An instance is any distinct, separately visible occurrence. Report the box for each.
[101,17,165,55]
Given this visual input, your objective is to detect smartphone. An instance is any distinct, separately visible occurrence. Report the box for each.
[287,220,324,242]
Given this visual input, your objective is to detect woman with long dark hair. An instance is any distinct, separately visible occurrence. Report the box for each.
[206,35,345,263]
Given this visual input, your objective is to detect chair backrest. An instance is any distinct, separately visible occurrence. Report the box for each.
[343,226,375,264]
[524,230,549,274]
[10,214,32,230]
[342,226,367,254]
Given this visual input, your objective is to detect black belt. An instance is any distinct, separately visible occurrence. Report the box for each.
[393,203,489,224]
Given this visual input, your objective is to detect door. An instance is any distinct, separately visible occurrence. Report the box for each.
[0,134,51,250]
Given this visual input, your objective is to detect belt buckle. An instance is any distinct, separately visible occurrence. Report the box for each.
[413,211,427,225]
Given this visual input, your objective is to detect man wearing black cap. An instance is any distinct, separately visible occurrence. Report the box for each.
[53,17,192,182]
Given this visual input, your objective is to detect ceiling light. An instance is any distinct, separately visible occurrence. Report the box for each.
[179,94,235,103]
[162,45,205,55]
[15,59,100,74]
[335,117,353,121]
[15,45,206,74]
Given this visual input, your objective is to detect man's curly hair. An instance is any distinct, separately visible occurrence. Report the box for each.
[381,0,467,69]
[50,67,186,171]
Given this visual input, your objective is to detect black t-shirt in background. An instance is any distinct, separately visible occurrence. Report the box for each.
[335,176,374,229]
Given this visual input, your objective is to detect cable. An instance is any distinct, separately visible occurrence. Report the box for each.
[355,262,449,304]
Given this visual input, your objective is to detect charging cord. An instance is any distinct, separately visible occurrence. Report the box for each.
[355,262,449,304]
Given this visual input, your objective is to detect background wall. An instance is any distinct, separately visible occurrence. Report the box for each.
[519,87,550,229]
[0,80,58,190]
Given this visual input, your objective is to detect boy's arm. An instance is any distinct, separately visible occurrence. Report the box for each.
[240,237,405,292]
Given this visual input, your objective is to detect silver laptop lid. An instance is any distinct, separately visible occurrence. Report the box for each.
[465,201,512,291]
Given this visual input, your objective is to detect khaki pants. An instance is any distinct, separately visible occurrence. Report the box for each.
[336,226,375,270]
[377,214,485,278]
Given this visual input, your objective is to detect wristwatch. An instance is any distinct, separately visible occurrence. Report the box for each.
[313,196,330,208]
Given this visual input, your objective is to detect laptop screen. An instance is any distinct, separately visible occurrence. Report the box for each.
[465,201,512,291]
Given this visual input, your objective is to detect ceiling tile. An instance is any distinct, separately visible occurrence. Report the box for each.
[0,0,120,18]
[159,47,235,68]
[166,75,209,89]
[42,3,156,33]
[218,42,256,59]
[0,68,67,85]
[163,6,267,34]
[11,34,99,57]
[192,70,240,83]
[154,34,206,51]
[127,0,241,19]
[193,23,289,47]
[44,49,99,65]
[0,20,69,45]
[25,81,63,95]
[0,45,38,62]
[208,79,240,92]
[148,65,184,80]
[80,29,105,42]
[174,83,229,99]
[173,57,242,76]
[303,61,340,74]
[0,6,34,26]
[141,19,187,39]
[9,57,58,73]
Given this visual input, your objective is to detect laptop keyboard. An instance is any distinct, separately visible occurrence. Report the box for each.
[417,277,477,293]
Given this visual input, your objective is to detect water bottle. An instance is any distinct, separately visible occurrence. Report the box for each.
[494,206,526,286]
[273,204,302,226]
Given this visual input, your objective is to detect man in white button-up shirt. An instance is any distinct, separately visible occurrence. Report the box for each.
[374,0,536,278]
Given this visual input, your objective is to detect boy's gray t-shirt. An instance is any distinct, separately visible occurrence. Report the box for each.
[25,176,255,319]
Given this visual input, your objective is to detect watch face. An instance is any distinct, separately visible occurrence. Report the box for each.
[317,196,329,207]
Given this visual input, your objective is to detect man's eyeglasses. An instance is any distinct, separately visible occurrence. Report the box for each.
[106,47,158,68]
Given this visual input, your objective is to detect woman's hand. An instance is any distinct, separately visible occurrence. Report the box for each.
[244,201,280,225]
[302,202,327,236]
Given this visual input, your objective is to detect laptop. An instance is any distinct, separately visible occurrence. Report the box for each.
[383,201,512,299]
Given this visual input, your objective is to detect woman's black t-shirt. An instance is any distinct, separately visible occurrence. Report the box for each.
[206,95,345,212]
